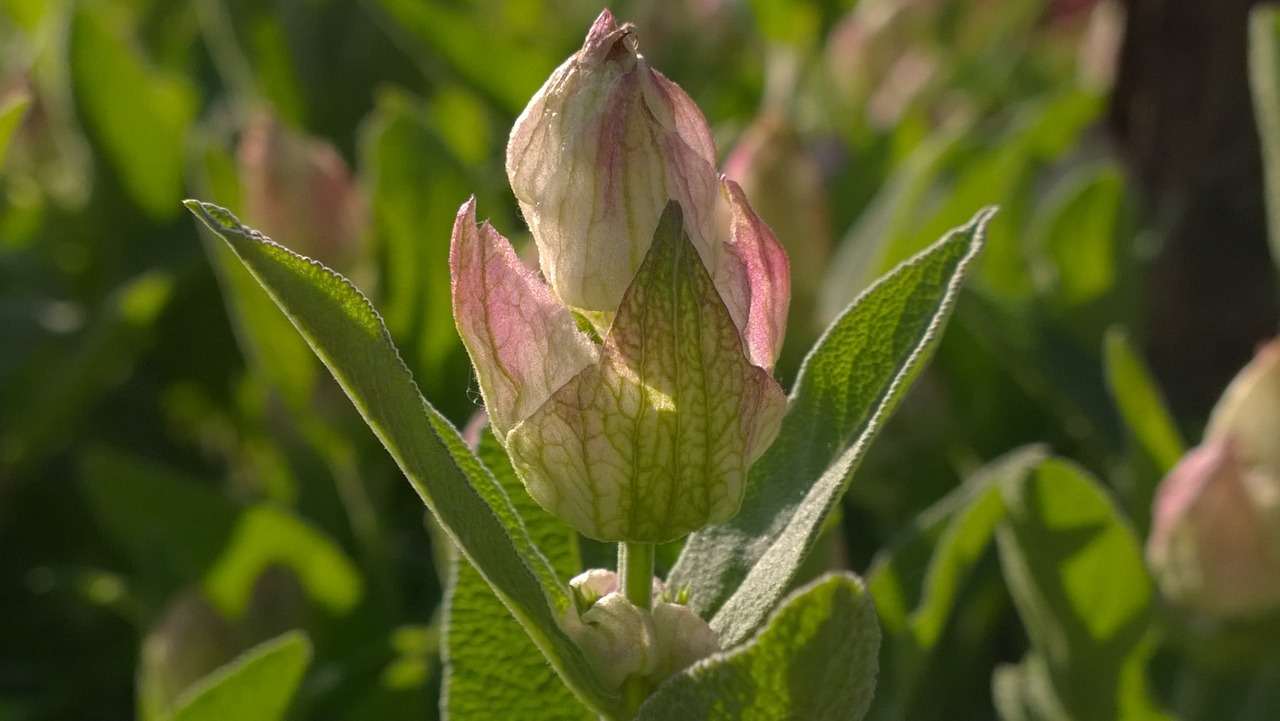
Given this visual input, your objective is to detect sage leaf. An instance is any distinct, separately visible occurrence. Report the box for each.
[186,201,620,717]
[995,459,1164,721]
[637,573,880,721]
[670,208,994,647]
[442,429,592,721]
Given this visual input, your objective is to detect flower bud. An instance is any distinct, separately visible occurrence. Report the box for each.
[1146,439,1280,619]
[566,590,658,689]
[238,113,367,273]
[562,571,719,690]
[1205,339,1280,481]
[506,9,720,315]
[454,12,789,543]
[650,599,721,680]
[721,111,832,340]
[1147,340,1280,620]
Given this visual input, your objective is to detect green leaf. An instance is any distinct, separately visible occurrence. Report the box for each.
[871,447,1044,647]
[1104,326,1185,473]
[1250,4,1280,272]
[70,5,196,219]
[1035,164,1127,306]
[82,449,363,616]
[636,573,880,721]
[0,90,30,169]
[443,429,592,721]
[360,89,471,403]
[170,631,311,721]
[370,0,557,113]
[995,459,1162,721]
[203,505,364,618]
[669,207,994,648]
[185,201,620,717]
[867,447,1044,719]
[82,448,238,594]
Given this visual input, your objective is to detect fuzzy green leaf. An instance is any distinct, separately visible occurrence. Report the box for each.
[669,208,993,647]
[442,429,593,721]
[170,631,311,721]
[637,573,880,721]
[186,201,620,717]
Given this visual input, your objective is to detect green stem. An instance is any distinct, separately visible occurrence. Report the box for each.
[618,542,654,610]
[617,542,654,719]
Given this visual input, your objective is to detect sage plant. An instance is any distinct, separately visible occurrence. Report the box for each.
[189,9,993,719]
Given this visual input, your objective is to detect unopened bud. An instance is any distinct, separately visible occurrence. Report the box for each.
[1205,339,1280,479]
[721,111,832,339]
[563,570,720,689]
[506,9,720,315]
[238,113,366,273]
[1147,439,1280,620]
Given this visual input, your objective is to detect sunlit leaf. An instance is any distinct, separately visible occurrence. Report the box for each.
[638,573,879,721]
[670,207,993,647]
[170,631,311,721]
[186,200,620,717]
[443,429,591,721]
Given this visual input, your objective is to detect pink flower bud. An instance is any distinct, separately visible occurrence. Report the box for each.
[721,111,832,338]
[238,113,366,273]
[454,12,790,543]
[1146,338,1280,620]
[506,10,720,315]
[1205,339,1280,480]
[1146,439,1280,619]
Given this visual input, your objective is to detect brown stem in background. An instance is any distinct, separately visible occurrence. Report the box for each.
[1111,0,1279,422]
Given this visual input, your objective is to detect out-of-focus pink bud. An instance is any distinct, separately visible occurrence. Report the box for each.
[1205,339,1280,481]
[237,113,366,273]
[506,9,720,315]
[1146,439,1280,619]
[721,112,831,338]
[1148,340,1280,620]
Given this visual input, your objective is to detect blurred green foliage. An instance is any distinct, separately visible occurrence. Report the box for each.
[3,0,1277,719]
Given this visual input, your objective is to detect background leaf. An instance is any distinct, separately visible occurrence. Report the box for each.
[169,630,312,721]
[70,4,196,219]
[1104,327,1186,473]
[866,447,1044,721]
[994,459,1165,721]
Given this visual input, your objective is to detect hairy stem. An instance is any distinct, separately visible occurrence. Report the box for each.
[617,541,655,718]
